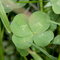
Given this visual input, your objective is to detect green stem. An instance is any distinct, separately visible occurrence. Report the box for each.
[32,43,57,60]
[24,57,28,60]
[49,20,60,26]
[28,49,43,60]
[0,24,4,60]
[58,54,60,60]
[39,0,43,11]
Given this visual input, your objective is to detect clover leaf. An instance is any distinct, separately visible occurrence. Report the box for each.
[29,11,50,34]
[53,35,60,45]
[50,0,60,14]
[12,35,33,49]
[33,31,54,47]
[10,14,33,37]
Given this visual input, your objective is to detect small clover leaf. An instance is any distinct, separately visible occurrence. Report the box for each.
[33,31,54,47]
[53,35,60,45]
[50,0,60,14]
[28,11,50,34]
[12,35,33,49]
[10,14,33,37]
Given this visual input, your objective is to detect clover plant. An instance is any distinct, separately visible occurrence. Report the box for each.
[0,0,60,60]
[10,11,59,60]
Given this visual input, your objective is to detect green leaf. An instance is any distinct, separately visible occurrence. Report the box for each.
[12,35,33,49]
[33,31,54,47]
[5,45,14,55]
[1,0,17,13]
[29,11,50,34]
[3,5,12,13]
[50,0,60,14]
[48,10,59,21]
[17,49,29,56]
[0,1,11,33]
[49,23,57,31]
[1,0,29,13]
[53,35,60,45]
[10,14,33,37]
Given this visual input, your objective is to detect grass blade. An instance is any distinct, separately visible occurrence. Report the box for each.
[0,1,11,33]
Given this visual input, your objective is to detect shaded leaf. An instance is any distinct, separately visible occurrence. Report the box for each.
[17,48,29,56]
[49,23,57,31]
[5,45,14,55]
[53,35,60,45]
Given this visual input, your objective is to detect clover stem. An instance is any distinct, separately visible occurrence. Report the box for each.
[31,43,57,60]
[24,57,28,60]
[27,49,43,60]
[58,54,60,60]
[49,20,60,26]
[39,0,43,11]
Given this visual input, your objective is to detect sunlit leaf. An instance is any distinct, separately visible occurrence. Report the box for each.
[10,14,33,37]
[29,11,50,34]
[1,0,29,13]
[33,31,54,47]
[44,2,52,8]
[0,1,11,33]
[50,0,60,14]
[1,0,19,13]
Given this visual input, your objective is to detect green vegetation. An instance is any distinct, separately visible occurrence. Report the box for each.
[0,0,60,60]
